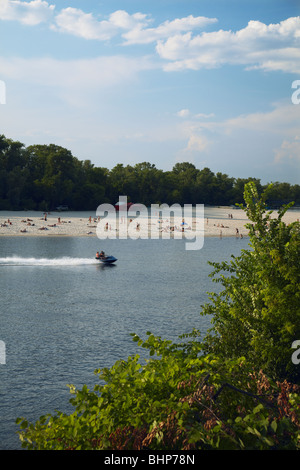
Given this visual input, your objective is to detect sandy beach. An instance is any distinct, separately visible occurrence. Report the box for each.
[0,207,299,239]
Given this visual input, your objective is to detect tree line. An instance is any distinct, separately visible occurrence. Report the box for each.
[1,134,299,211]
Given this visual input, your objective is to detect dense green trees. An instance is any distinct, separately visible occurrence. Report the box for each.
[0,136,109,210]
[16,183,300,450]
[0,134,299,210]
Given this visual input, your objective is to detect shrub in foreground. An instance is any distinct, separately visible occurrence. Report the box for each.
[17,335,300,450]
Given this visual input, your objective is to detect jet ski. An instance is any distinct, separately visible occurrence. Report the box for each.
[95,252,117,264]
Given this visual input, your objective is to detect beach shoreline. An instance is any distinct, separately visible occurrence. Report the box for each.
[0,207,299,239]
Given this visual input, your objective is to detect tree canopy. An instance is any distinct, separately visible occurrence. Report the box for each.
[0,135,299,210]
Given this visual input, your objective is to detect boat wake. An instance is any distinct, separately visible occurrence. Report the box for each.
[0,256,98,267]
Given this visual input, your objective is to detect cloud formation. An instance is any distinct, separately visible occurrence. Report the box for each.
[0,1,215,43]
[1,2,299,74]
[0,54,154,92]
[52,8,216,45]
[53,8,151,41]
[0,0,54,25]
[274,138,300,164]
[171,100,300,171]
[156,17,300,73]
[122,15,218,45]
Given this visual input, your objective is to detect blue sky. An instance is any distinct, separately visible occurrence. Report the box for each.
[1,0,300,183]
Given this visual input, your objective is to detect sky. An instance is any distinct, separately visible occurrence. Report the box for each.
[0,0,300,184]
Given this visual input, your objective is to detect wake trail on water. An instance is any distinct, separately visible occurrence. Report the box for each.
[0,256,98,266]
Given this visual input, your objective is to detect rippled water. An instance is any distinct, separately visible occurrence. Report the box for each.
[0,233,248,449]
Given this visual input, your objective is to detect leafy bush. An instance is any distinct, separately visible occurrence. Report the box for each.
[17,334,300,450]
[201,182,300,382]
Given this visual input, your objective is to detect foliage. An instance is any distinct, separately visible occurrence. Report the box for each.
[1,134,299,210]
[200,182,300,382]
[16,333,300,450]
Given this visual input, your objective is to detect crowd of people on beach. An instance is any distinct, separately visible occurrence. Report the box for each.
[4,210,298,238]
[0,212,245,237]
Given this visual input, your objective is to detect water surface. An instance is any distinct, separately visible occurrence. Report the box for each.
[0,234,248,449]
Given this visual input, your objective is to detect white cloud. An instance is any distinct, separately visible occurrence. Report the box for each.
[52,8,150,41]
[195,113,215,119]
[274,137,300,164]
[174,100,300,171]
[0,0,55,25]
[176,109,190,118]
[122,15,217,45]
[0,2,217,47]
[185,134,209,152]
[109,10,149,30]
[1,3,299,77]
[52,8,216,45]
[52,7,111,40]
[176,109,215,119]
[156,17,300,73]
[0,54,154,97]
[217,101,300,136]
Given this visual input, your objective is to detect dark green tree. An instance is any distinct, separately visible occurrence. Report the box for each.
[0,134,299,209]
